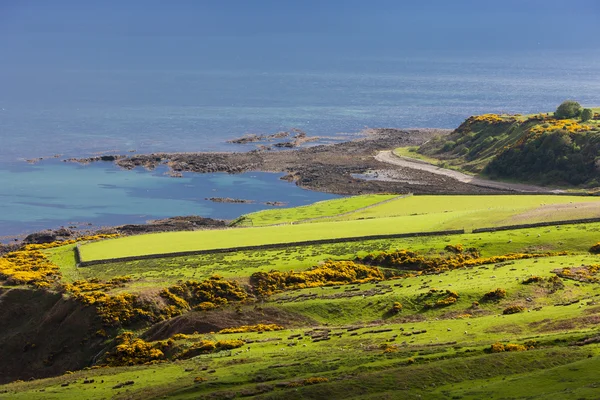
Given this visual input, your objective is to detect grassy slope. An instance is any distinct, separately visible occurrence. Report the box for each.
[8,195,600,399]
[51,222,600,290]
[232,194,399,226]
[407,111,600,182]
[314,195,600,224]
[4,255,600,399]
[76,195,600,262]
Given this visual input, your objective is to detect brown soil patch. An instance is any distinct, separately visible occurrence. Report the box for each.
[483,324,524,334]
[529,315,600,332]
[143,307,317,341]
[0,288,105,384]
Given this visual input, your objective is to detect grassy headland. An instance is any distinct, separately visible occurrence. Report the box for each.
[404,106,600,187]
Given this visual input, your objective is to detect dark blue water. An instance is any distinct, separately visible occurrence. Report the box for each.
[1,2,599,237]
[2,46,599,160]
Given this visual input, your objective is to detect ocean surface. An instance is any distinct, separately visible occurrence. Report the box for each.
[1,31,599,237]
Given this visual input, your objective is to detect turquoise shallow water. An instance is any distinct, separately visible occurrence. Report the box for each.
[0,161,339,239]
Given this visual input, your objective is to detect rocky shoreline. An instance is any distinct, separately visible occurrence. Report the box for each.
[3,127,520,248]
[67,128,507,196]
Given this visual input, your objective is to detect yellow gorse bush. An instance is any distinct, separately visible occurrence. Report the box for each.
[469,114,513,124]
[0,234,118,287]
[554,264,600,283]
[105,332,169,366]
[589,243,600,254]
[488,342,530,353]
[250,260,384,297]
[159,275,249,317]
[529,120,591,136]
[359,248,566,275]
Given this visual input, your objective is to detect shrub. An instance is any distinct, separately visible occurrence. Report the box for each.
[160,276,248,316]
[215,339,245,350]
[421,288,459,309]
[444,244,464,254]
[390,302,403,314]
[503,305,526,315]
[522,276,544,284]
[483,288,507,301]
[488,342,528,353]
[581,108,593,122]
[105,332,166,366]
[554,265,600,283]
[554,100,582,119]
[250,261,384,297]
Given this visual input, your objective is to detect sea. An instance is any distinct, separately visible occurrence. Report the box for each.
[1,31,600,239]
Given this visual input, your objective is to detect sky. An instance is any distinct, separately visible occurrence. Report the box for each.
[1,0,599,50]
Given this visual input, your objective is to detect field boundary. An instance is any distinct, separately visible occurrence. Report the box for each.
[471,216,600,233]
[76,215,600,267]
[76,228,465,267]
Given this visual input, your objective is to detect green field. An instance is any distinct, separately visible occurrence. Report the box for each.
[5,192,600,399]
[6,246,600,399]
[232,194,400,226]
[77,195,600,263]
[53,222,600,290]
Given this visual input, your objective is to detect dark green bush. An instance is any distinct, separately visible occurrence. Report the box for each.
[581,108,593,122]
[554,100,582,119]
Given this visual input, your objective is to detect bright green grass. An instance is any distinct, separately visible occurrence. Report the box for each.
[273,254,600,325]
[393,146,450,165]
[232,194,399,227]
[9,230,600,399]
[76,214,460,262]
[444,355,600,400]
[54,222,600,289]
[314,195,600,224]
[3,301,598,399]
[77,195,600,263]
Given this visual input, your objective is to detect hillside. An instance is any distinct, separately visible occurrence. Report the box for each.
[415,107,600,187]
[2,195,600,399]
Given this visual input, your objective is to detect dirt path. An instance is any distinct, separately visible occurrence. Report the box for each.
[375,151,564,193]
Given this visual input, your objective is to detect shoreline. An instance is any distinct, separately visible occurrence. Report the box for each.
[66,128,502,196]
[2,127,578,246]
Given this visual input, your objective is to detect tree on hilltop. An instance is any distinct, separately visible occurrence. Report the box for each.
[581,108,593,122]
[554,100,582,119]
